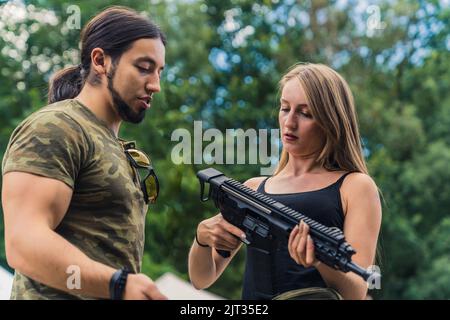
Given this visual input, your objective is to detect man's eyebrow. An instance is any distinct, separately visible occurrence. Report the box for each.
[280,98,308,108]
[135,57,165,70]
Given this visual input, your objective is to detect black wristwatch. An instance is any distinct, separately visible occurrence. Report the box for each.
[109,268,130,300]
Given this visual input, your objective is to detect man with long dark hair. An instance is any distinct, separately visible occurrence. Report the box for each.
[2,6,167,300]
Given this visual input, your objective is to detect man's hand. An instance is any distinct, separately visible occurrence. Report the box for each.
[123,273,168,300]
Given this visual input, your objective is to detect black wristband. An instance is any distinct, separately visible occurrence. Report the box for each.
[195,233,209,248]
[109,268,130,300]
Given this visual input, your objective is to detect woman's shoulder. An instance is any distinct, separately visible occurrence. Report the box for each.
[340,172,382,223]
[340,172,380,205]
[341,172,378,190]
[243,176,268,191]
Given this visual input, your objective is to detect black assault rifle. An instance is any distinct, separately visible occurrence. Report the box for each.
[197,167,380,282]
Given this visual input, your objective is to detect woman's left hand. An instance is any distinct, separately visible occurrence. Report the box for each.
[288,220,321,268]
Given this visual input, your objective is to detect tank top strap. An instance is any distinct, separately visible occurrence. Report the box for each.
[333,171,355,190]
[256,176,271,193]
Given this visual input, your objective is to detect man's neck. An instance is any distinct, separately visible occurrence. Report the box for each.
[75,85,121,137]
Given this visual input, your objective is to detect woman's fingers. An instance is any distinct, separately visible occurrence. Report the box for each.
[214,243,235,251]
[288,224,299,258]
[306,235,315,266]
[289,221,318,268]
[221,219,246,241]
[301,223,318,267]
[291,222,304,264]
[204,213,244,250]
[212,215,245,249]
[211,233,235,250]
[211,230,242,250]
[297,222,308,264]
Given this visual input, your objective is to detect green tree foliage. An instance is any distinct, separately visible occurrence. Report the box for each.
[0,0,448,299]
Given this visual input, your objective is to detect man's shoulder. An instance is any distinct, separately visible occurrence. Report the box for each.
[5,99,93,159]
[2,100,93,186]
[29,99,84,124]
[14,100,91,138]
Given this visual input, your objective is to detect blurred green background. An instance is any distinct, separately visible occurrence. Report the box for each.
[0,0,449,299]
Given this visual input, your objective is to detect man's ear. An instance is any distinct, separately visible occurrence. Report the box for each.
[90,48,110,76]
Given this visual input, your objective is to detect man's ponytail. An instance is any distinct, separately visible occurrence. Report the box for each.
[47,64,84,104]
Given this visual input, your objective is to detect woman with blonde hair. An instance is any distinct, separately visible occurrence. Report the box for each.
[188,63,382,300]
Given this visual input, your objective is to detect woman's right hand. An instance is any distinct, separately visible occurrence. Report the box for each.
[196,213,246,252]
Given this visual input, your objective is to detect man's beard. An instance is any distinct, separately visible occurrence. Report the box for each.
[106,66,146,124]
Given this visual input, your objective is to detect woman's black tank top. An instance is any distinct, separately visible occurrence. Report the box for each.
[242,172,354,299]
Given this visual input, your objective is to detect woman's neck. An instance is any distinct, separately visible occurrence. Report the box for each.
[282,154,325,177]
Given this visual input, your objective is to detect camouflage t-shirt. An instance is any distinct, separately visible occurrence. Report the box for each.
[2,99,148,299]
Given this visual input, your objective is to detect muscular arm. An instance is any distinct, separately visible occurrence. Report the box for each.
[188,177,265,290]
[2,172,116,298]
[315,173,382,299]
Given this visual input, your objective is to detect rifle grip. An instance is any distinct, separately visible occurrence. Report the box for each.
[216,249,231,258]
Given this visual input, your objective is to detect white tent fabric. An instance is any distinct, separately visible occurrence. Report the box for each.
[155,272,225,300]
[0,266,13,300]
